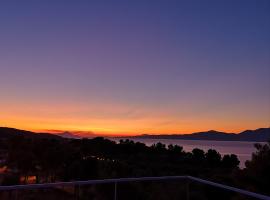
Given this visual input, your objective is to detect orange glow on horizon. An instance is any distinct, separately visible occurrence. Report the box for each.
[1,100,269,137]
[1,119,269,137]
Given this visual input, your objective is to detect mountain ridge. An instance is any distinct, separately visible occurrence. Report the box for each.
[0,127,63,139]
[0,127,270,142]
[131,128,270,142]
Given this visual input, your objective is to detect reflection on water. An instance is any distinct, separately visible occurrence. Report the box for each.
[111,138,263,168]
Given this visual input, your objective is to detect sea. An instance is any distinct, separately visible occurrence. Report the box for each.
[111,138,264,168]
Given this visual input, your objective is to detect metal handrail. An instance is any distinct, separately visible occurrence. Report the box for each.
[188,176,270,200]
[0,176,269,200]
[0,176,187,191]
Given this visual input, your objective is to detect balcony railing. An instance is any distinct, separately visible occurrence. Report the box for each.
[0,176,269,200]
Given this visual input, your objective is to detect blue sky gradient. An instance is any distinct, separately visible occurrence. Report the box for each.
[0,0,269,134]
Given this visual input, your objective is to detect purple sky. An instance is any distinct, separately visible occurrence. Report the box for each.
[0,0,269,135]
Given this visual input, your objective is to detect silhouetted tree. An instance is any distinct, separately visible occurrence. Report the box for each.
[192,148,205,163]
[222,154,239,169]
[205,149,221,167]
[168,144,183,154]
[239,141,270,195]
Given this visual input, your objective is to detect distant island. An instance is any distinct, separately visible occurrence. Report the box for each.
[125,128,270,142]
[0,127,269,142]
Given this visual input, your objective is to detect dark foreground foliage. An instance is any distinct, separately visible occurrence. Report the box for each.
[0,136,269,200]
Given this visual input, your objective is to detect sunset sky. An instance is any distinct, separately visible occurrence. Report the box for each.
[0,1,269,136]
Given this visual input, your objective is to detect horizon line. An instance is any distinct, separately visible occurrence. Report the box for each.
[1,126,269,137]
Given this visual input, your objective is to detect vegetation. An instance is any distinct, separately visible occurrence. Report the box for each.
[235,142,270,196]
[0,135,269,200]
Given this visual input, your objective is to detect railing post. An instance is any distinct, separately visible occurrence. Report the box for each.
[74,185,80,200]
[78,185,80,200]
[14,189,18,200]
[74,185,76,200]
[114,182,117,200]
[186,177,190,200]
